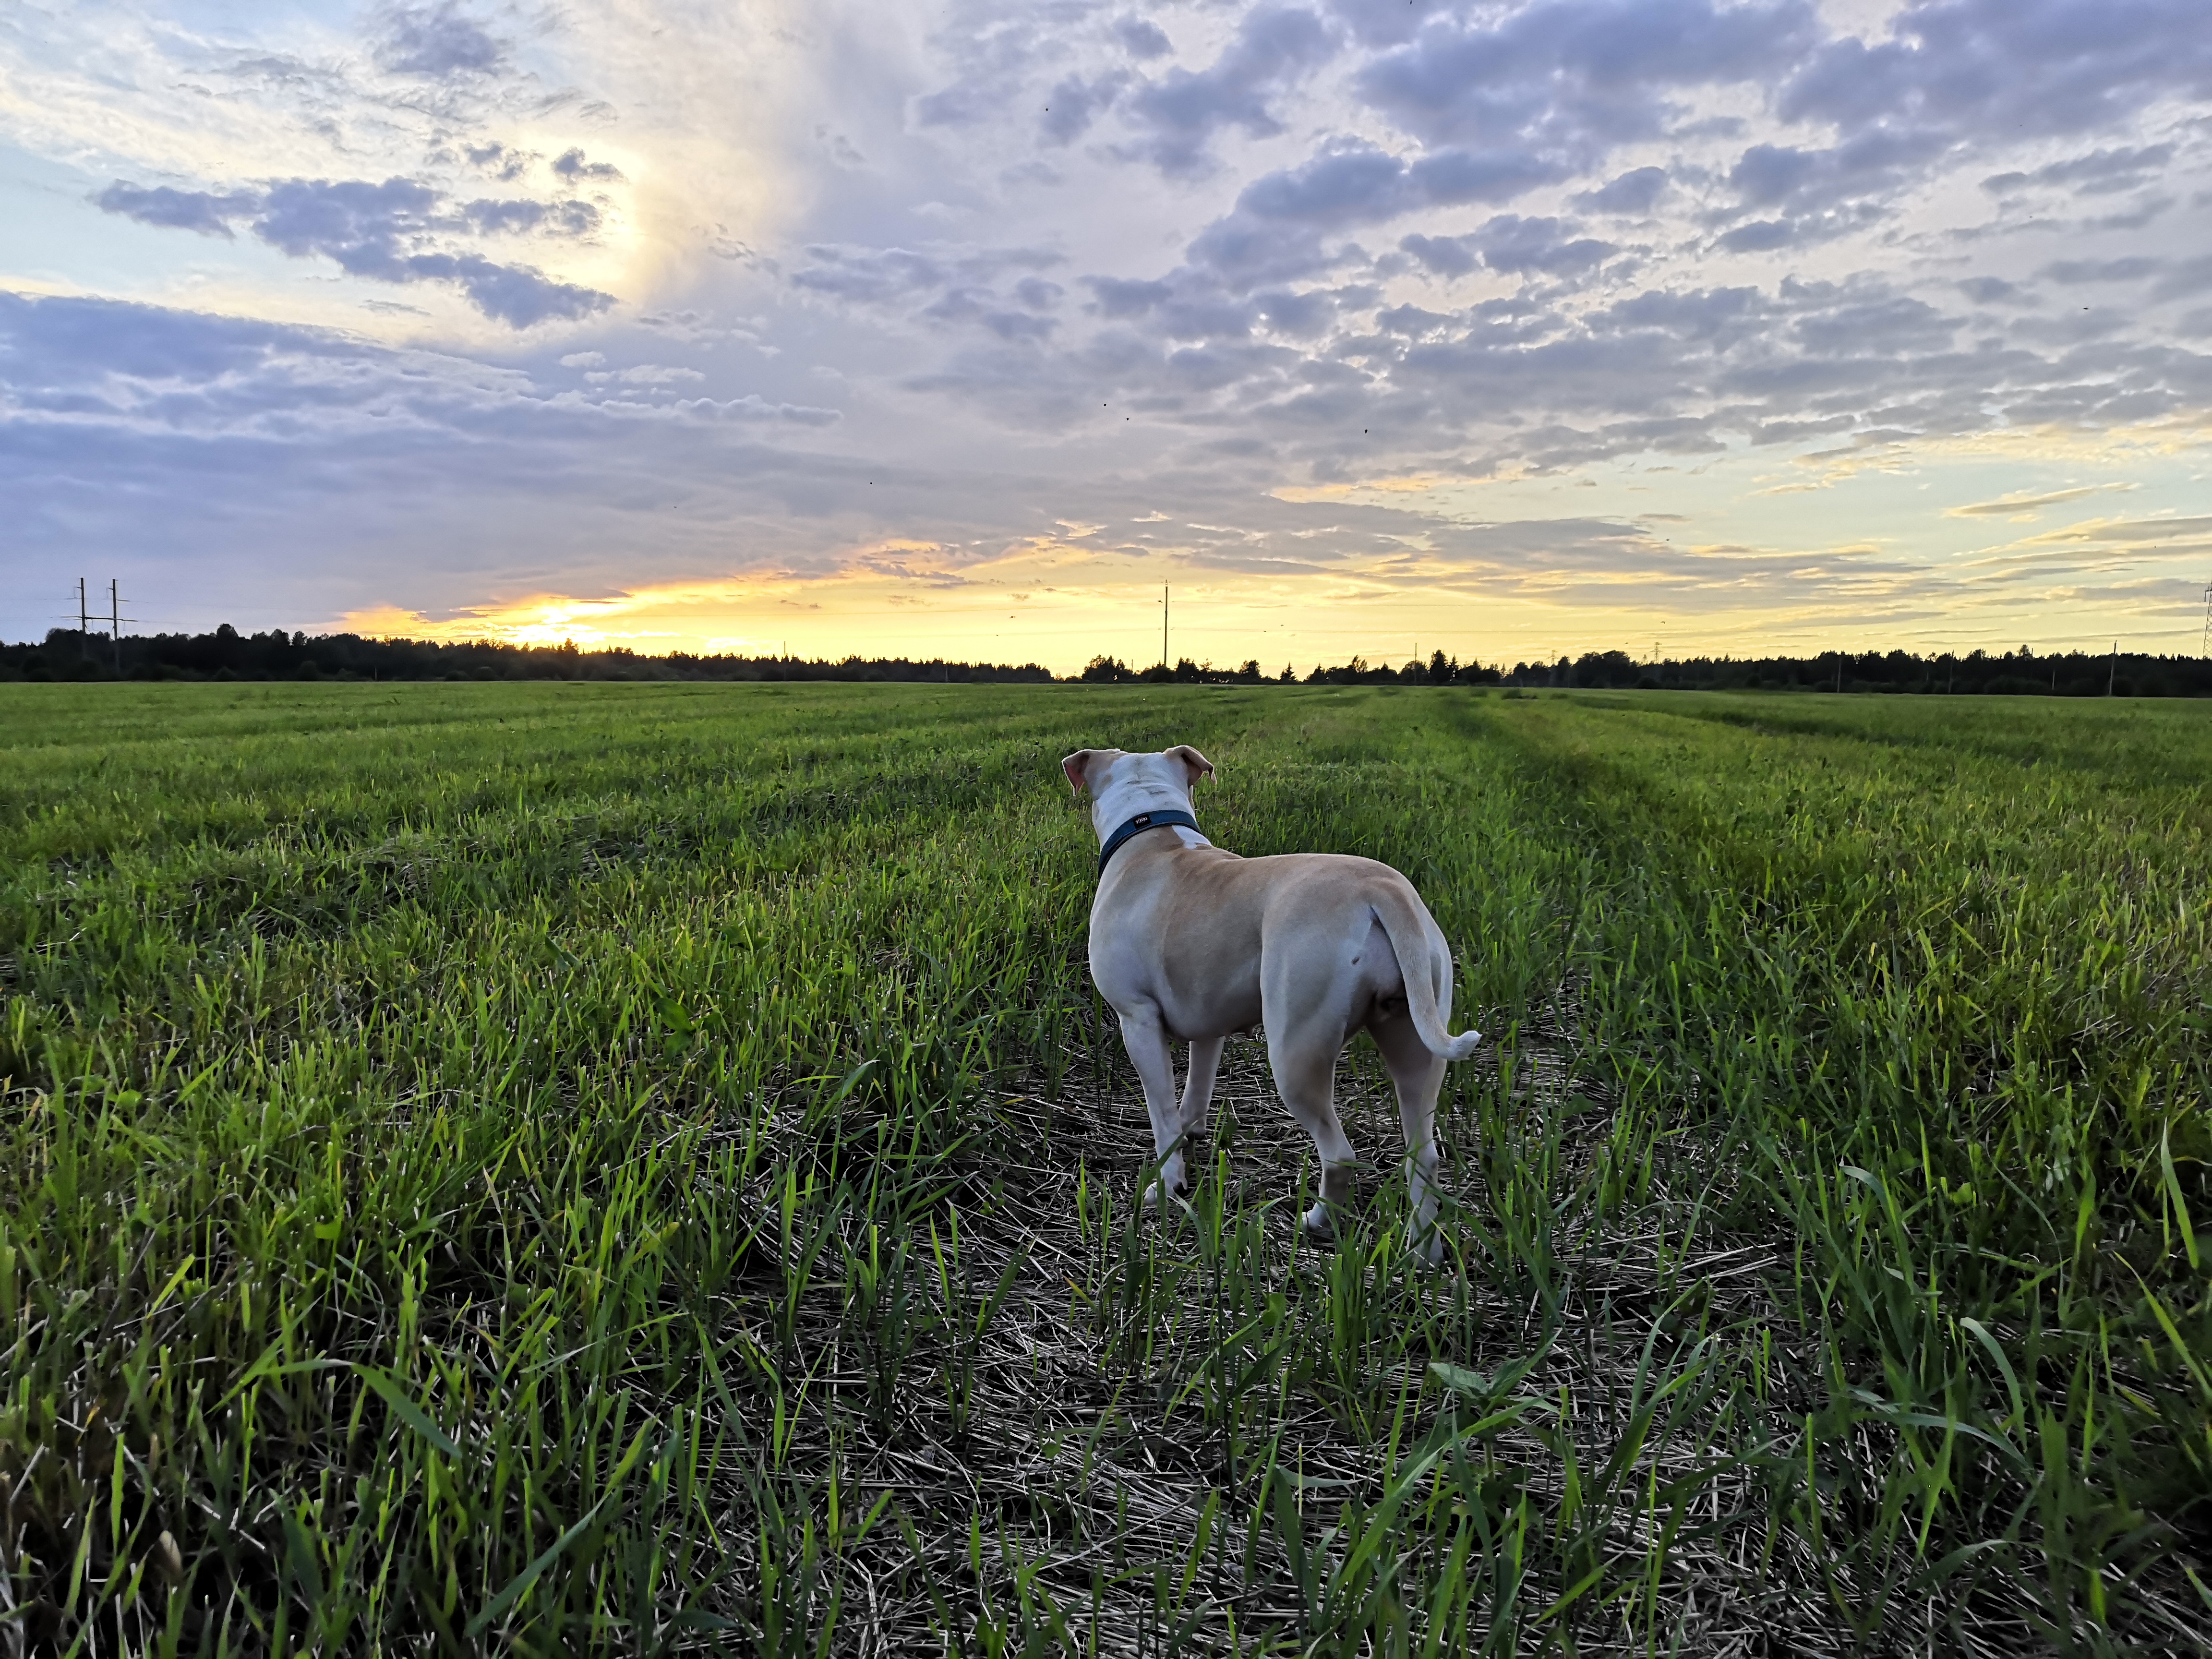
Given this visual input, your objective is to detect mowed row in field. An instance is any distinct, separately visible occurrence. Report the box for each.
[1,683,2207,1655]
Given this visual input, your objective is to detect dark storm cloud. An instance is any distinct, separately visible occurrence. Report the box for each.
[373,2,505,78]
[96,177,613,327]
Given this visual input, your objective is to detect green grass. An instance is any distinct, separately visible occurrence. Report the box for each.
[1,681,2207,1655]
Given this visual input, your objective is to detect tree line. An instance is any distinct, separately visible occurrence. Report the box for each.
[6,626,2208,697]
[3,626,1053,685]
[1080,645,2212,697]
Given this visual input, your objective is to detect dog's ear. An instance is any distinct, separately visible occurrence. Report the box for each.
[1061,750,1099,793]
[1166,745,1215,788]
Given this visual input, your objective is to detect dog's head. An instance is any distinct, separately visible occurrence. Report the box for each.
[1061,746,1214,830]
[1060,745,1214,794]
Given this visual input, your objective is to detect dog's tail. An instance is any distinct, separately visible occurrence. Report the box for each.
[1370,885,1482,1060]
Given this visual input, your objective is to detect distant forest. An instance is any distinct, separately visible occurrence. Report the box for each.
[5,625,2211,697]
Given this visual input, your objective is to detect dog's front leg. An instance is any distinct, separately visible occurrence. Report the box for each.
[1179,1035,1225,1159]
[1116,1007,1189,1207]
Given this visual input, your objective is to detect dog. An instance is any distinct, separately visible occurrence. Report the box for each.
[1063,744,1479,1262]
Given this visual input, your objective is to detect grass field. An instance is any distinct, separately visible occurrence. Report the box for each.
[2,681,2208,1656]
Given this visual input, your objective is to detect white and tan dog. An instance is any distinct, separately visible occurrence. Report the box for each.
[1064,744,1479,1262]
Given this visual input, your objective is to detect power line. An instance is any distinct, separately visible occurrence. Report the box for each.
[58,577,136,673]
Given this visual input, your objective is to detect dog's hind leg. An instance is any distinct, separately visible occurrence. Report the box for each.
[1266,1027,1358,1242]
[1118,1007,1191,1207]
[1372,1013,1447,1266]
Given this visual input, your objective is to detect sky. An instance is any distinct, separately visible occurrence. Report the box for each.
[3,0,2211,673]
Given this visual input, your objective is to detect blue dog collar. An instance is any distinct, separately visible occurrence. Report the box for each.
[1097,808,1200,874]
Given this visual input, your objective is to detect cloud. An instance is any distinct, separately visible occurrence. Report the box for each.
[1184,142,1570,287]
[1780,0,2212,142]
[94,183,259,237]
[789,243,1063,339]
[406,255,611,326]
[682,395,843,426]
[373,2,505,78]
[1467,214,1615,275]
[1354,0,1820,151]
[1113,16,1173,59]
[1400,215,1615,278]
[460,197,602,237]
[95,176,613,327]
[1946,485,2116,517]
[1957,276,2026,304]
[1578,165,1668,214]
[2041,256,2161,284]
[464,142,532,181]
[2149,256,2212,302]
[0,291,862,631]
[552,149,625,183]
[1983,144,2176,197]
[1084,275,1175,317]
[1042,72,1131,144]
[587,363,706,385]
[1118,5,1340,174]
[1709,129,1950,247]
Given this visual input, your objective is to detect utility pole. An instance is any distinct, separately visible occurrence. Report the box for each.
[78,576,90,665]
[2107,640,2118,697]
[2201,581,2211,658]
[109,578,121,674]
[1161,585,1169,669]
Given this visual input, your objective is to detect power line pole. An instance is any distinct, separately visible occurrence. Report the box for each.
[2107,639,2118,697]
[2201,581,2210,658]
[109,578,122,674]
[1161,584,1169,669]
[77,576,90,665]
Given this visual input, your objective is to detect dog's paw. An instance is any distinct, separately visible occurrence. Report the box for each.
[1143,1178,1188,1214]
[1407,1229,1445,1271]
[1299,1201,1338,1244]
